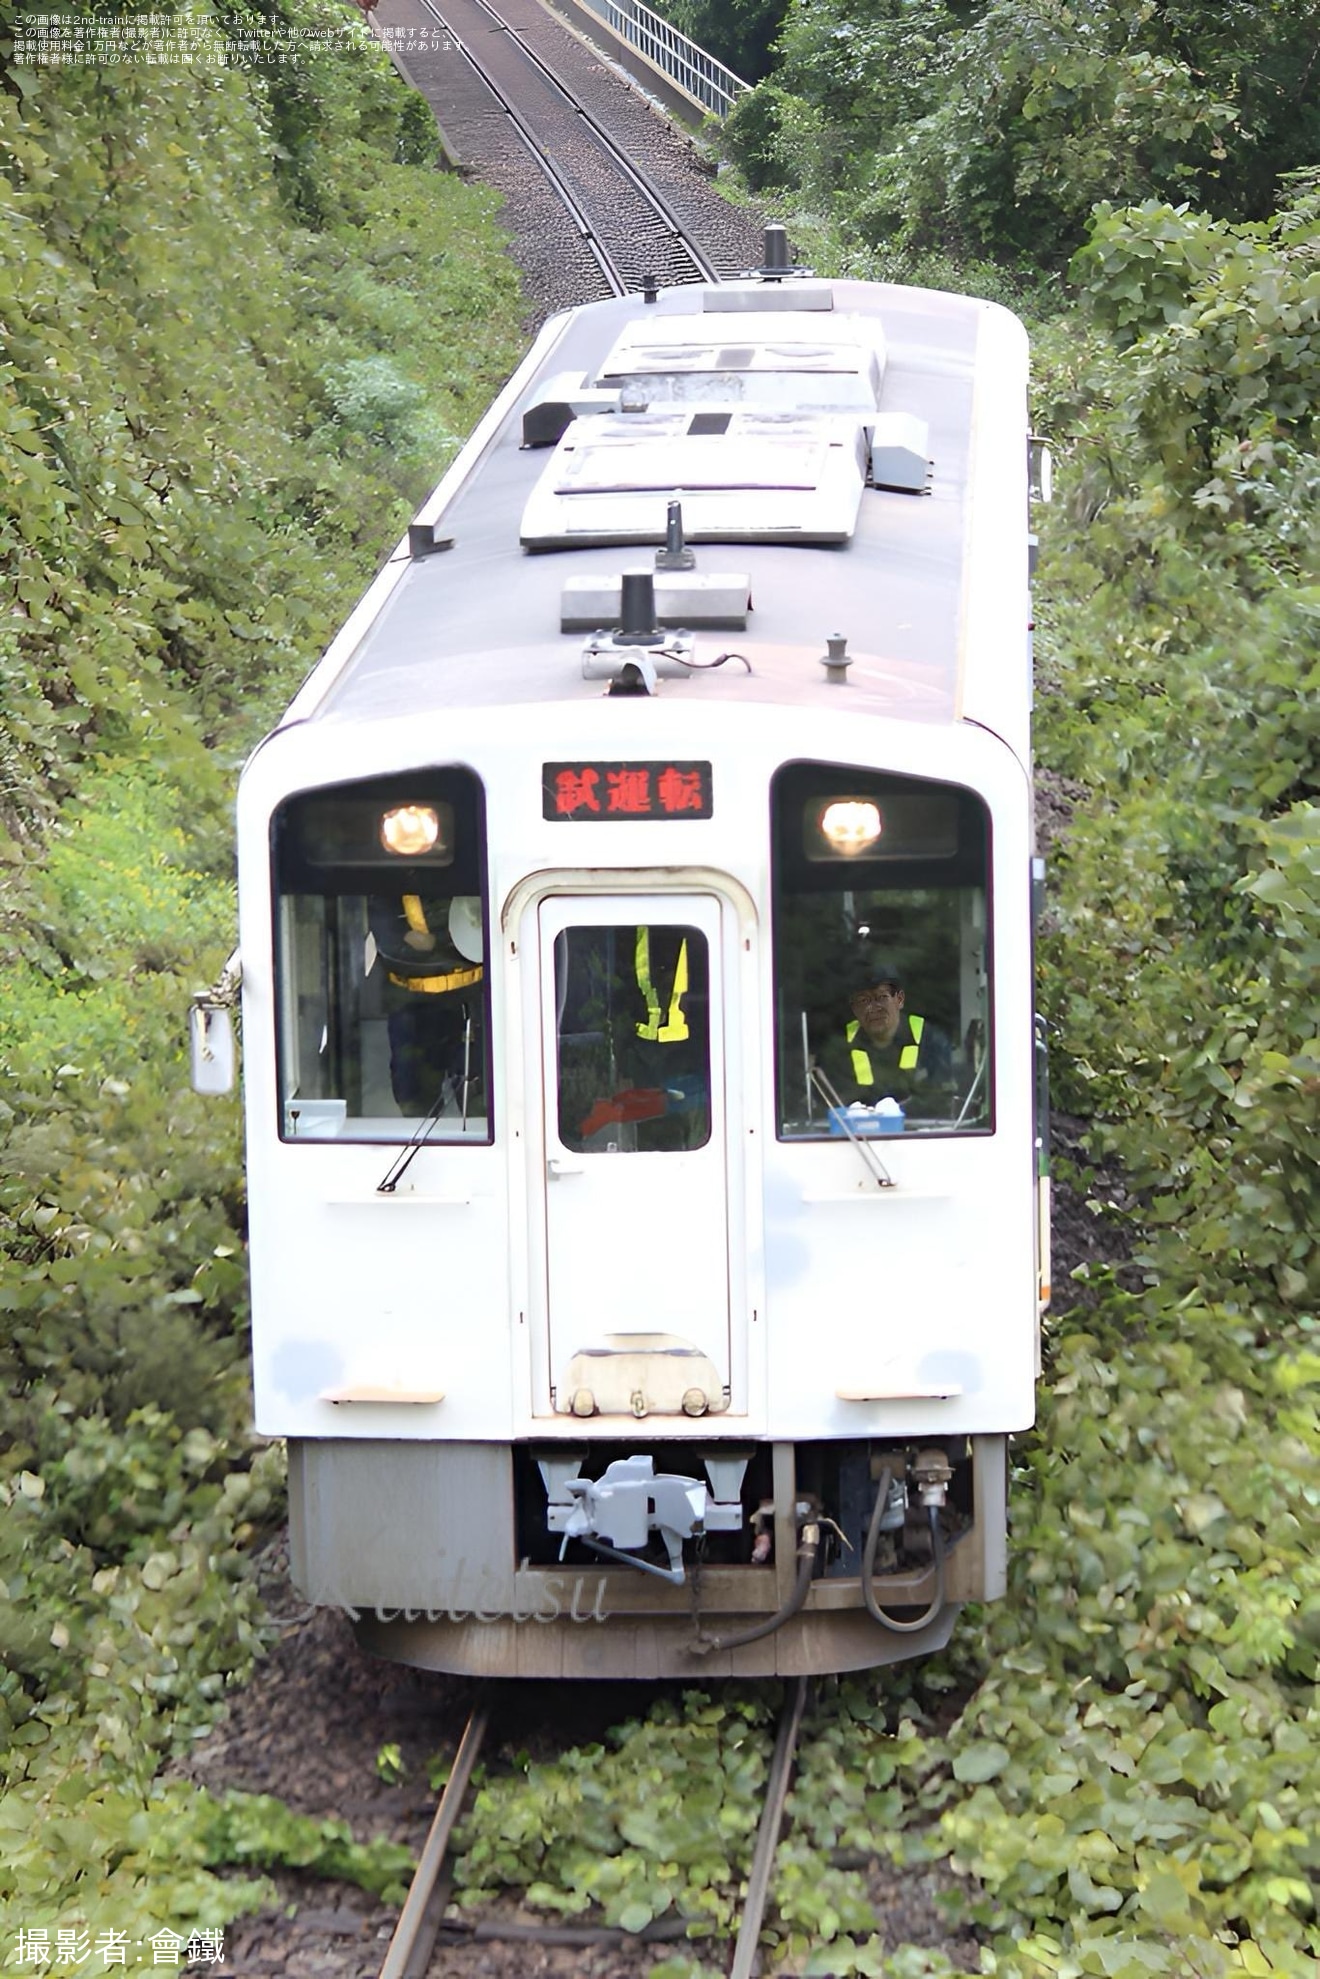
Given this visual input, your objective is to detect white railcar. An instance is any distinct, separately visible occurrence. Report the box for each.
[229,262,1049,1677]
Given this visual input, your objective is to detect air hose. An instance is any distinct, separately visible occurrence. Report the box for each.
[862,1467,947,1634]
[689,1518,821,1655]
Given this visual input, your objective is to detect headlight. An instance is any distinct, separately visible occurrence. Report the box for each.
[380,804,441,856]
[820,799,882,856]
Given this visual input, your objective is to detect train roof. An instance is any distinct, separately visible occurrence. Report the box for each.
[284,279,1031,760]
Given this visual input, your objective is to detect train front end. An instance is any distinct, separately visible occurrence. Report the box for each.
[233,274,1045,1677]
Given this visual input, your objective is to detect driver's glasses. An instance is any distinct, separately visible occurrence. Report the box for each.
[851,986,900,1014]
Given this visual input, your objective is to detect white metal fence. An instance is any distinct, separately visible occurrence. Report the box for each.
[587,0,750,116]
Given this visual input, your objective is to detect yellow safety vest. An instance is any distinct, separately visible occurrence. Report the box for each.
[388,896,484,994]
[634,929,689,1042]
[847,1013,924,1086]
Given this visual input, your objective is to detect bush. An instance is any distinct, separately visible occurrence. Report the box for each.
[725,0,1317,266]
[0,0,524,1939]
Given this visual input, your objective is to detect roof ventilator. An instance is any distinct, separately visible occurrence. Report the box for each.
[582,571,696,693]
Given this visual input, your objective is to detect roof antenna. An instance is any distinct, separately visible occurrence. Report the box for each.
[655,500,695,572]
[641,271,659,305]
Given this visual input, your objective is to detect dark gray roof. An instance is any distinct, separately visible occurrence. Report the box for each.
[313,281,988,730]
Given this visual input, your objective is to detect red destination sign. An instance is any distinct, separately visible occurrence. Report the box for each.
[543,761,713,820]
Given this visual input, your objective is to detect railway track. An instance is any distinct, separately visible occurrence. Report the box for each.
[352,28,806,1964]
[378,1679,812,1977]
[372,0,764,315]
[416,0,721,297]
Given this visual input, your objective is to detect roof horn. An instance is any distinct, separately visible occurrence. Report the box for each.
[614,572,662,646]
[755,224,812,281]
[655,500,695,572]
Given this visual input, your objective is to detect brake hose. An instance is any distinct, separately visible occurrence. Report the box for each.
[862,1467,947,1633]
[689,1519,820,1655]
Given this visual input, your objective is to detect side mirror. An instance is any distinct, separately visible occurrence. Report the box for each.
[1028,435,1053,504]
[190,1002,236,1095]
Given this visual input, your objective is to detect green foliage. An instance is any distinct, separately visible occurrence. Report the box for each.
[1069,199,1246,341]
[188,1788,415,1900]
[0,0,524,1944]
[455,1692,773,1936]
[0,1428,280,1945]
[934,1307,1318,1971]
[647,0,788,83]
[376,1741,407,1785]
[0,765,250,1436]
[1032,192,1318,1339]
[0,767,233,1070]
[723,0,1318,265]
[0,0,522,793]
[1072,175,1320,553]
[920,159,1317,1976]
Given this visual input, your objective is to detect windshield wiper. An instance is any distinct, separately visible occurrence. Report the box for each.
[376,1012,477,1194]
[808,1064,895,1189]
[377,1088,448,1194]
[953,1053,987,1128]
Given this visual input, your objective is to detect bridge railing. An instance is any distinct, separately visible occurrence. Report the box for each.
[583,0,750,116]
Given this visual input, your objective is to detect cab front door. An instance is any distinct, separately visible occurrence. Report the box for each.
[534,893,730,1412]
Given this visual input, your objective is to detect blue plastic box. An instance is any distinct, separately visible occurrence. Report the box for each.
[828,1105,905,1136]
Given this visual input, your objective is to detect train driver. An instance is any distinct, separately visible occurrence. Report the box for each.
[368,893,485,1116]
[819,960,952,1117]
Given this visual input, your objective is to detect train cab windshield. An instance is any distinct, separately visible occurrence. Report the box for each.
[271,770,490,1143]
[772,763,993,1138]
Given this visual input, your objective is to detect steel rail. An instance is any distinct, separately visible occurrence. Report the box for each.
[463,0,722,284]
[417,0,721,292]
[416,0,628,296]
[377,1704,490,1979]
[377,1685,809,1975]
[730,1676,810,1979]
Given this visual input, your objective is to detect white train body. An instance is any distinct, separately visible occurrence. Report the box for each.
[235,274,1044,1676]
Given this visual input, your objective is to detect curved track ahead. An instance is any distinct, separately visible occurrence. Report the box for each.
[417,0,716,294]
[373,0,766,314]
[418,0,721,297]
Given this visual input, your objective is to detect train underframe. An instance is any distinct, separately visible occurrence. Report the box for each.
[288,1433,1007,1678]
